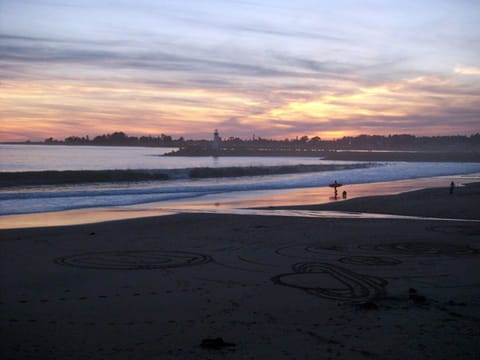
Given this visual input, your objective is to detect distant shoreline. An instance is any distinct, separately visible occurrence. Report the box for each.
[165,148,479,162]
[2,142,479,162]
[0,142,176,148]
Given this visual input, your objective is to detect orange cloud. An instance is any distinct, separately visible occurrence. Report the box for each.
[1,71,479,142]
[454,65,480,76]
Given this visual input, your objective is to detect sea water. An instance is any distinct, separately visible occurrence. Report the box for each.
[1,144,480,216]
[0,144,331,171]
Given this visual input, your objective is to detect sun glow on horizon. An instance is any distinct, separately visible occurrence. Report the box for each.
[2,71,480,142]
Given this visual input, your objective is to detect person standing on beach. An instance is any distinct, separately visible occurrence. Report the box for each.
[449,181,455,194]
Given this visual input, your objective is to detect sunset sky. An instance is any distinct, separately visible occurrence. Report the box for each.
[1,0,479,141]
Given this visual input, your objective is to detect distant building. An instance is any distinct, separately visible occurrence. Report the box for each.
[212,129,221,150]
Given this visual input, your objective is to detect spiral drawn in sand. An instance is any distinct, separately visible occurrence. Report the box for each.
[54,250,213,270]
[358,242,479,256]
[271,262,387,302]
[338,256,402,266]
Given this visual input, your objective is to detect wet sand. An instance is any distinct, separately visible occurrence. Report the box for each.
[1,185,479,359]
[2,175,479,230]
[276,182,480,220]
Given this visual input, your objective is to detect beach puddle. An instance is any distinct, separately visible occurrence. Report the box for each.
[165,208,480,223]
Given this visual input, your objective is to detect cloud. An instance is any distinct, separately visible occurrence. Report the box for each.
[226,23,347,43]
[0,35,309,79]
[263,106,480,138]
[1,0,480,142]
[454,65,480,75]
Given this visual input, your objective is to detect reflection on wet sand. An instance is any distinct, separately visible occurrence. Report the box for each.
[1,174,478,229]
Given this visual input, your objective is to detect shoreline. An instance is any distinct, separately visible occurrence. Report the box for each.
[1,174,479,229]
[1,181,479,358]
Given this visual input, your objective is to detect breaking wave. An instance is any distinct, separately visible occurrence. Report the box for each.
[1,162,479,216]
[0,164,370,187]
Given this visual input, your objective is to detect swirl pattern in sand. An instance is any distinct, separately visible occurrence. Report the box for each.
[271,262,387,302]
[54,250,213,270]
[338,256,402,266]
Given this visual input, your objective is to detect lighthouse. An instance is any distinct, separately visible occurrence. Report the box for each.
[212,129,221,150]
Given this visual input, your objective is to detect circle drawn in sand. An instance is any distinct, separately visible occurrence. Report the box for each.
[272,262,387,302]
[358,242,479,256]
[54,250,212,270]
[338,256,401,266]
[275,243,347,259]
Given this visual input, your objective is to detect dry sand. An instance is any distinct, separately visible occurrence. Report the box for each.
[1,184,479,359]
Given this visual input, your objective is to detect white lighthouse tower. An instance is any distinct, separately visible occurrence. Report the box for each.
[212,129,221,151]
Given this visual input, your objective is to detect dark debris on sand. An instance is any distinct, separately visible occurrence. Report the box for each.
[200,337,236,350]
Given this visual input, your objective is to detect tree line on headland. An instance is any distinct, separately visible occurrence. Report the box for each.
[42,131,480,151]
[45,132,181,146]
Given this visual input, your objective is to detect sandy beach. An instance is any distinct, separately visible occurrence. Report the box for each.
[277,182,480,220]
[1,184,479,359]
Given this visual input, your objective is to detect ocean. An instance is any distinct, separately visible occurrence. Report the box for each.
[1,144,480,217]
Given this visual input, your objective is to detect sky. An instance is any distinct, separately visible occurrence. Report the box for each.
[1,0,479,141]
